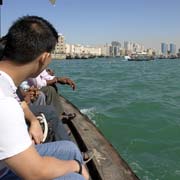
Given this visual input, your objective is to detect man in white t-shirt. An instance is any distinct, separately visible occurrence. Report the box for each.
[0,16,89,180]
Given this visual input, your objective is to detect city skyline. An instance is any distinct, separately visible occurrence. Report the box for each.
[1,0,180,50]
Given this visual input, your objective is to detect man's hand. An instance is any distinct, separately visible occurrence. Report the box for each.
[81,164,89,180]
[22,86,40,104]
[58,77,76,90]
[21,101,44,144]
[29,119,44,144]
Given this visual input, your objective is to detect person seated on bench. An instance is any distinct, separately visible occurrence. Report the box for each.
[0,15,89,180]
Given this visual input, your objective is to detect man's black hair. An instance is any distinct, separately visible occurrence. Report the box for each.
[0,15,58,63]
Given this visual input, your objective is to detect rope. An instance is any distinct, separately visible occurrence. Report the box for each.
[36,113,48,142]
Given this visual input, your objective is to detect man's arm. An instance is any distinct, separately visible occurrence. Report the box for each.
[0,96,89,180]
[5,145,89,180]
[21,101,43,144]
[46,77,58,85]
[37,69,76,90]
[46,77,76,90]
[57,77,76,90]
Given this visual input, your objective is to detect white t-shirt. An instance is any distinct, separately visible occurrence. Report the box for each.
[0,71,32,172]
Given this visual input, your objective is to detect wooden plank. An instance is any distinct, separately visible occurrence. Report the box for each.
[60,95,139,180]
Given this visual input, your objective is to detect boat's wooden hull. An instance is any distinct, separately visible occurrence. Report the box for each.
[60,95,139,180]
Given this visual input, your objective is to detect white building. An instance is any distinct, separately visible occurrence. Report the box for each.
[53,33,66,54]
[84,46,101,56]
[101,44,111,56]
[66,44,101,56]
[51,33,66,59]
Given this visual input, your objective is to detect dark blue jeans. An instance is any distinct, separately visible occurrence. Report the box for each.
[29,104,70,141]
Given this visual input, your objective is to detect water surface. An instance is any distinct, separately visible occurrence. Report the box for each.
[50,58,180,180]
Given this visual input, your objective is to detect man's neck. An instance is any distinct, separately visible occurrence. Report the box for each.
[0,60,32,86]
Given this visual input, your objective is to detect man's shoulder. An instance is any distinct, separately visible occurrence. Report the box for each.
[0,76,11,89]
[0,74,14,97]
[0,96,20,108]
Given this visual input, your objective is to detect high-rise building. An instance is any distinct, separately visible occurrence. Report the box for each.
[161,43,168,56]
[111,41,121,56]
[169,43,176,55]
[111,41,121,47]
[124,41,130,50]
[124,41,136,52]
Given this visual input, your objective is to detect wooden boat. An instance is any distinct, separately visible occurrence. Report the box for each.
[0,1,139,177]
[128,55,154,61]
[59,95,140,180]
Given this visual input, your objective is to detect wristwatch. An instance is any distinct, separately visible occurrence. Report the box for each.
[74,159,82,174]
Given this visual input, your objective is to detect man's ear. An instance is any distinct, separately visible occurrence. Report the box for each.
[38,52,51,65]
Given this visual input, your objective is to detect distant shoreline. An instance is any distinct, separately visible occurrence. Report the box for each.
[52,56,180,61]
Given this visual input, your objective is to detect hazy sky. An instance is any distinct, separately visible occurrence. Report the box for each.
[1,0,180,50]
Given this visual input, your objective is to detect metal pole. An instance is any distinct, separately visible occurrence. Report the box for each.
[0,0,2,37]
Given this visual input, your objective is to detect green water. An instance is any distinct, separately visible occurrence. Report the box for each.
[50,58,180,180]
